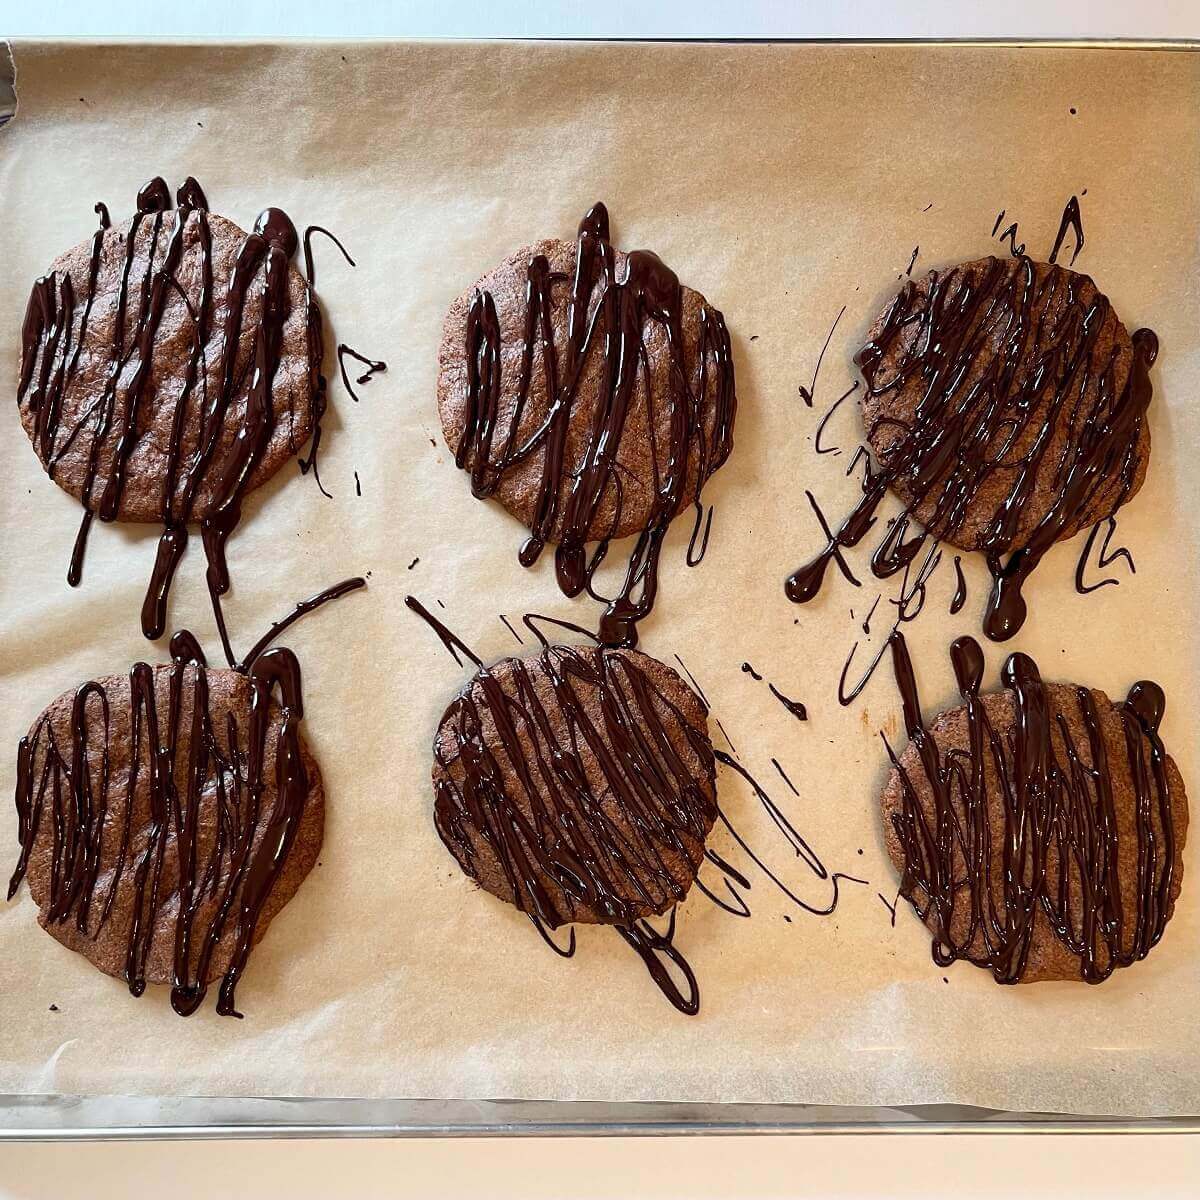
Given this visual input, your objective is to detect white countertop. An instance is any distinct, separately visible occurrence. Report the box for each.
[4,0,1199,39]
[1,1132,1199,1198]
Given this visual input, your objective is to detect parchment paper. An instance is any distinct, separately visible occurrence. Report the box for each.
[0,40,1197,1118]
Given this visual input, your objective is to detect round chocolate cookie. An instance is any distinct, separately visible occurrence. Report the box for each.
[8,641,323,1017]
[436,203,736,647]
[880,633,1188,984]
[859,255,1152,553]
[431,643,717,928]
[785,254,1158,642]
[20,179,315,523]
[18,177,323,639]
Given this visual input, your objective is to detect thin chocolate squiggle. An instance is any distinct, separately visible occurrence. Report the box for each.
[454,204,736,648]
[1075,515,1135,595]
[786,249,1157,642]
[337,344,387,403]
[884,629,1179,983]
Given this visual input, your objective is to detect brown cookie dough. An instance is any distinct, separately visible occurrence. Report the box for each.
[880,635,1188,983]
[859,255,1151,552]
[9,646,323,1016]
[432,644,717,927]
[19,186,315,525]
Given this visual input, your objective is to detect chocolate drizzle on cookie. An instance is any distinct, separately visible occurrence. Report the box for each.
[410,602,868,1013]
[453,203,736,649]
[786,255,1157,642]
[9,640,312,1017]
[434,645,717,928]
[18,179,325,653]
[7,578,359,1015]
[884,630,1179,983]
[422,613,716,1013]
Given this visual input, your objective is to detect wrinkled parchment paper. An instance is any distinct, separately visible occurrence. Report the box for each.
[0,40,1197,1117]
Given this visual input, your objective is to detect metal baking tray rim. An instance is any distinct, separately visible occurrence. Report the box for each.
[1,35,1197,1142]
[1,1095,1198,1139]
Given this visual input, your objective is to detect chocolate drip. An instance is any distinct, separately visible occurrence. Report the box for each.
[426,630,716,1013]
[301,224,355,289]
[797,306,845,407]
[404,595,482,668]
[992,210,1026,257]
[298,224,356,498]
[885,630,1178,983]
[1049,195,1085,267]
[814,380,858,456]
[768,683,807,721]
[740,660,807,720]
[239,576,366,669]
[950,555,967,614]
[194,206,300,643]
[786,255,1157,641]
[337,344,387,403]
[838,540,942,708]
[9,643,314,1017]
[18,180,326,644]
[454,204,735,649]
[861,594,881,634]
[711,751,864,915]
[1075,515,1135,594]
[671,654,710,708]
[772,758,799,795]
[693,848,752,918]
[615,910,699,1015]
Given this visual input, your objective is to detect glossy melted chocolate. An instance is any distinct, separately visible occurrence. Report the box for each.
[433,645,717,933]
[10,641,310,1017]
[7,577,362,1016]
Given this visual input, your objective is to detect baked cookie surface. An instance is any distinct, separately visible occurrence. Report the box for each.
[880,632,1188,983]
[10,642,324,1017]
[432,644,717,928]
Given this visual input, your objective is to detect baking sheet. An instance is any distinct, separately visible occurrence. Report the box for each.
[0,40,1197,1119]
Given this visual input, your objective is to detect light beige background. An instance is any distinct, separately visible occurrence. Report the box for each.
[0,41,1198,1118]
[1,1134,1199,1200]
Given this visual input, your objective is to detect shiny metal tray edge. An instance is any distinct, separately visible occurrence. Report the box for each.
[1,1096,1198,1139]
[1,35,1198,1143]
